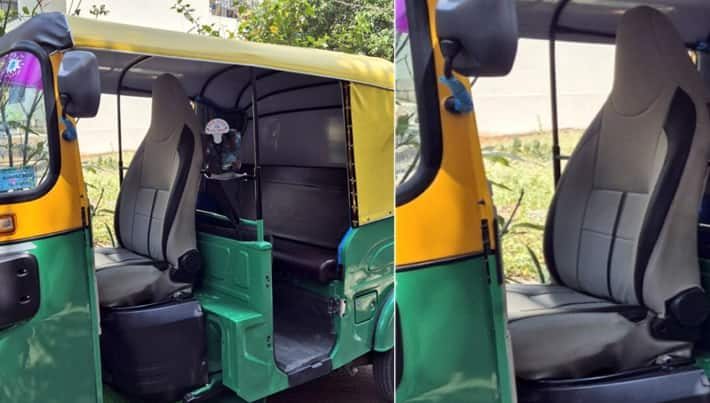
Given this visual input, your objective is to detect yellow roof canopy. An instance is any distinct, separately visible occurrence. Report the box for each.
[66,16,393,96]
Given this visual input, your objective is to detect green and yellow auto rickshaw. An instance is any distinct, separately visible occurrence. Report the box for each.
[0,12,394,403]
[396,0,710,402]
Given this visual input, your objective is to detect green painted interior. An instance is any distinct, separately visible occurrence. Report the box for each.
[330,217,394,368]
[694,259,710,377]
[193,217,392,400]
[196,232,289,402]
[14,215,392,402]
[396,255,513,403]
[0,230,102,403]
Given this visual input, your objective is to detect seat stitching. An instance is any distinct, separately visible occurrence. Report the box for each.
[607,192,627,299]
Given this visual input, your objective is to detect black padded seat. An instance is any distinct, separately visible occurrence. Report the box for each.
[94,247,152,269]
[97,264,192,307]
[271,237,339,283]
[507,284,646,322]
[507,7,710,381]
[506,285,669,380]
[95,74,204,308]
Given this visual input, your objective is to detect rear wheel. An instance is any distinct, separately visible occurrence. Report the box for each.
[373,349,394,402]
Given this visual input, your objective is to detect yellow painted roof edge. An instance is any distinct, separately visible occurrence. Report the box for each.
[66,16,394,90]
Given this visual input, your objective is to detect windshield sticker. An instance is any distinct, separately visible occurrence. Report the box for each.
[0,52,43,90]
[0,167,35,192]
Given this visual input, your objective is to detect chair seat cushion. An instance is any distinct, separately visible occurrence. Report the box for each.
[507,284,689,380]
[272,237,339,283]
[95,247,152,270]
[96,264,191,308]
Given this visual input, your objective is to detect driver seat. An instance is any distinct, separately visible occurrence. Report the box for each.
[94,74,204,308]
[508,6,710,380]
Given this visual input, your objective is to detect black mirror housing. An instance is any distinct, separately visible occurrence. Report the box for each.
[436,0,519,77]
[58,50,100,118]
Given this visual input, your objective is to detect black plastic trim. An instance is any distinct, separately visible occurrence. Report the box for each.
[162,125,194,261]
[395,0,443,206]
[0,41,60,204]
[635,88,696,305]
[0,253,40,329]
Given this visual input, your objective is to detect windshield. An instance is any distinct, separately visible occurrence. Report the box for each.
[395,0,420,186]
[0,50,49,195]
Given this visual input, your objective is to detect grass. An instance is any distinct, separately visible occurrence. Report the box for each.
[82,152,132,247]
[82,131,584,283]
[482,129,583,283]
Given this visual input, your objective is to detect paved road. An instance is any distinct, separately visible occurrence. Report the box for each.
[269,366,387,403]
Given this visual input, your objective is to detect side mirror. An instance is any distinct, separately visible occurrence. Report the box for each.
[58,50,100,118]
[436,0,518,77]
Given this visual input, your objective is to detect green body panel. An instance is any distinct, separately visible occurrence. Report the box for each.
[396,255,514,403]
[373,289,394,352]
[0,230,102,403]
[196,231,289,402]
[695,259,710,377]
[330,217,394,368]
[101,216,393,402]
[354,290,379,323]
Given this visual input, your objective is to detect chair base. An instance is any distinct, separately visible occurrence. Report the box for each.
[518,364,710,403]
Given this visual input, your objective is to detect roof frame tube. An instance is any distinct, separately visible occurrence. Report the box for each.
[549,0,572,186]
[116,55,150,183]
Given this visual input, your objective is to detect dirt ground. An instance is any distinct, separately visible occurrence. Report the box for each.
[268,366,387,403]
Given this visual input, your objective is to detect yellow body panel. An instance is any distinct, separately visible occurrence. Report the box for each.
[350,83,394,224]
[395,0,495,267]
[67,16,394,91]
[0,52,88,242]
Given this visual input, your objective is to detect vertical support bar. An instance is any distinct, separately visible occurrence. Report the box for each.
[549,0,571,185]
[250,67,263,220]
[116,90,124,183]
[115,55,150,184]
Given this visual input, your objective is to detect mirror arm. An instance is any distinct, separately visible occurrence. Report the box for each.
[59,94,70,118]
[439,39,461,79]
[438,39,473,114]
[58,93,76,141]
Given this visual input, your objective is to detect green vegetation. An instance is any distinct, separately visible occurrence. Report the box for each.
[482,129,583,283]
[83,130,583,284]
[83,153,131,247]
[173,0,394,60]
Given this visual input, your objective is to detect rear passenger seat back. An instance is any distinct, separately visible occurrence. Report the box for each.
[237,74,350,283]
[238,165,349,282]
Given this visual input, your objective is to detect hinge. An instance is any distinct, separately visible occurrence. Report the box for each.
[328,298,346,317]
[481,219,492,284]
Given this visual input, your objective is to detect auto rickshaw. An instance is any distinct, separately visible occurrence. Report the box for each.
[0,12,394,403]
[396,0,710,402]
